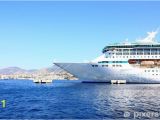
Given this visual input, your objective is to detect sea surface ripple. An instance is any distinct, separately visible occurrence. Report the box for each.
[0,80,160,119]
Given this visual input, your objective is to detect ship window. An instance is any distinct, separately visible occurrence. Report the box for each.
[123,49,129,55]
[92,65,98,67]
[98,61,108,63]
[102,65,108,67]
[103,50,107,53]
[130,49,136,55]
[116,49,122,55]
[144,49,150,55]
[137,49,143,55]
[158,49,160,55]
[151,49,157,55]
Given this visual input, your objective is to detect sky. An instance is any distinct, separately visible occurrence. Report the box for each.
[0,1,160,69]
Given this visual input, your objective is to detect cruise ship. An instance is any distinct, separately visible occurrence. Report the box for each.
[54,30,160,83]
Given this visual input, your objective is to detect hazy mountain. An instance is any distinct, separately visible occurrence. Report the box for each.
[0,65,63,75]
[0,67,27,75]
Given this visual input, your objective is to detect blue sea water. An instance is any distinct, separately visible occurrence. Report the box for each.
[0,80,160,119]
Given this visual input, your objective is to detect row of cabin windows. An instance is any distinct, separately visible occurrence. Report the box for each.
[112,65,122,67]
[92,64,122,67]
[92,65,98,67]
[103,46,160,53]
[98,61,127,63]
[102,65,108,67]
[112,49,160,55]
[105,45,160,49]
[102,65,122,67]
[106,55,160,58]
[152,74,159,76]
[145,70,160,72]
[91,65,160,71]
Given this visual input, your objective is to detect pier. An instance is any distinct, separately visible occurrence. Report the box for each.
[32,75,53,83]
[33,78,53,83]
[111,80,126,84]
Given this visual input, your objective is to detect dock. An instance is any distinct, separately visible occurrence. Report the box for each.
[111,80,126,84]
[32,76,53,83]
[33,79,53,83]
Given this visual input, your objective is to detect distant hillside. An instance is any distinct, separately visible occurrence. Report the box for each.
[0,65,63,75]
[0,67,27,75]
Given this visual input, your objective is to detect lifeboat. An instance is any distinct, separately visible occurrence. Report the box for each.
[141,61,154,65]
[128,59,160,67]
[128,59,137,64]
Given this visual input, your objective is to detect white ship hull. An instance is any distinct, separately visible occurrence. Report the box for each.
[54,63,160,83]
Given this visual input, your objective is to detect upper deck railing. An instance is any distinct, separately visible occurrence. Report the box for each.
[103,30,160,53]
[102,44,160,53]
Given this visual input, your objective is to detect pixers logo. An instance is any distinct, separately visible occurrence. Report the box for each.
[124,111,160,119]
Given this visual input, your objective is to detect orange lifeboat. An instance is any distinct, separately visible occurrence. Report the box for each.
[128,59,137,64]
